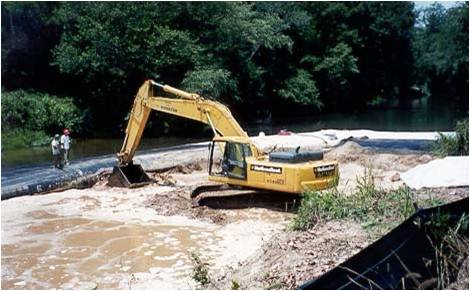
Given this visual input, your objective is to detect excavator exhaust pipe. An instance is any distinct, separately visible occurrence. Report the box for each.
[108,164,153,188]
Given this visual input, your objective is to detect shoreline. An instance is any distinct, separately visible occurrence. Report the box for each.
[0,129,452,200]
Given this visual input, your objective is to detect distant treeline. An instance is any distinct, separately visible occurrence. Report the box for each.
[1,2,468,138]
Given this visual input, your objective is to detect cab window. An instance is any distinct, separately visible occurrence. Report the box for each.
[209,141,248,180]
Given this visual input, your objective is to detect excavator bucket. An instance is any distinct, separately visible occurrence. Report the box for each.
[107,164,153,188]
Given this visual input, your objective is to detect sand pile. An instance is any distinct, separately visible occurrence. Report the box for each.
[401,156,469,189]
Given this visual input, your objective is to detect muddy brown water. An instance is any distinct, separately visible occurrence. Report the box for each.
[1,183,291,289]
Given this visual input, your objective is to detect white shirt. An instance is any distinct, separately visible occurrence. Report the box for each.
[60,135,71,150]
[51,139,60,155]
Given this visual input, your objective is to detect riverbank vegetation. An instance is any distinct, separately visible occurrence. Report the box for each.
[1,2,468,148]
[292,168,417,234]
[433,118,469,156]
[291,164,461,236]
[190,252,211,287]
[429,214,469,289]
[1,90,85,149]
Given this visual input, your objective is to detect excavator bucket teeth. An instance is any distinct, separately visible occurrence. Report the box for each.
[108,164,153,188]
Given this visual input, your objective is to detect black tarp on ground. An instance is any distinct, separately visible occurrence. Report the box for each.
[352,138,433,152]
[299,197,469,290]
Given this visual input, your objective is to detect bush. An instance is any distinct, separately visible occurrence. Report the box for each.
[2,129,51,150]
[433,118,469,156]
[231,280,241,290]
[291,188,349,230]
[1,90,85,148]
[291,168,415,232]
[1,90,85,133]
[190,252,210,286]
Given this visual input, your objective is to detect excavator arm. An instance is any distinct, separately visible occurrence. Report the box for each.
[118,80,253,165]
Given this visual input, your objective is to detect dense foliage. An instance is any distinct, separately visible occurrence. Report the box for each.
[433,118,469,156]
[1,2,468,140]
[2,90,85,132]
[413,3,469,108]
[2,90,85,149]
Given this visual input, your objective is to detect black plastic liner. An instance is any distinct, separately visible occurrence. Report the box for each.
[299,197,469,290]
[352,138,434,151]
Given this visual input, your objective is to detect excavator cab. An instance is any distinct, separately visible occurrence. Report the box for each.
[208,139,251,180]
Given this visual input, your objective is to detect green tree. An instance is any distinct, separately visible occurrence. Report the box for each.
[50,2,204,132]
[51,2,297,126]
[2,90,85,133]
[181,2,294,108]
[2,2,466,138]
[413,2,469,108]
[181,68,238,101]
[278,69,321,107]
[1,2,59,90]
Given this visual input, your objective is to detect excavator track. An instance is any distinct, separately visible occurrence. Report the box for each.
[190,183,299,211]
[190,184,261,207]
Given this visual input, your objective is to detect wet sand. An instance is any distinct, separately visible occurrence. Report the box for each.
[2,184,290,289]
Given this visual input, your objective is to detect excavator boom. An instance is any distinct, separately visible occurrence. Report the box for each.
[117,80,251,166]
[109,80,255,187]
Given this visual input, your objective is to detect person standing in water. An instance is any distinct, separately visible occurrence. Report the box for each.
[60,128,71,165]
[51,134,63,169]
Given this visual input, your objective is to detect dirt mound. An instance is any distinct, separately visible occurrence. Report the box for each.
[166,162,204,174]
[150,161,205,186]
[147,187,192,216]
[146,187,297,225]
[193,206,229,224]
[413,187,469,205]
[326,141,434,172]
[325,141,371,163]
[152,172,177,186]
[145,184,235,225]
[146,190,240,225]
[212,220,372,289]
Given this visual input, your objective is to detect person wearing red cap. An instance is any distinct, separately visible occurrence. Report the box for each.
[60,128,71,165]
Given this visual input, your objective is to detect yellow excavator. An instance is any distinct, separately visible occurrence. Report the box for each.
[108,80,339,202]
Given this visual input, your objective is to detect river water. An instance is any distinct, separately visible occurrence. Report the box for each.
[2,107,465,168]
